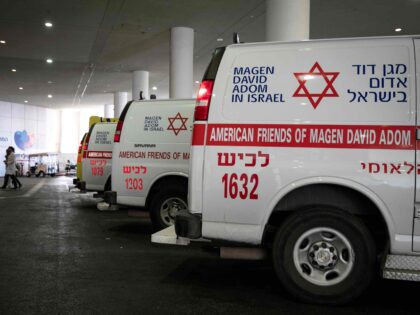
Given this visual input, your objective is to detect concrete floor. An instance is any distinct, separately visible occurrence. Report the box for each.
[0,176,419,314]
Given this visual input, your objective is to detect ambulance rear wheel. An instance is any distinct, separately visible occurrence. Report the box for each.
[272,208,376,305]
[149,184,188,230]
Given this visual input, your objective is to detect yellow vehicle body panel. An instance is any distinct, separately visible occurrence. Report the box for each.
[89,116,118,126]
[76,133,88,181]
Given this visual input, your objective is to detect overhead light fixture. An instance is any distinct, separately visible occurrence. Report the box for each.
[395,28,402,32]
[11,69,17,72]
[47,80,53,84]
[18,87,23,90]
[47,94,53,98]
[152,86,157,90]
[217,38,223,42]
[46,58,53,63]
[24,100,28,103]
[44,21,53,28]
[195,81,200,84]
[0,40,6,44]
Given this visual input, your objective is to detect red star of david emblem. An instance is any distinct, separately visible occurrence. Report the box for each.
[167,112,188,136]
[293,62,340,109]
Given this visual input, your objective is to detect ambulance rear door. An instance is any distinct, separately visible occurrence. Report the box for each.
[84,123,116,191]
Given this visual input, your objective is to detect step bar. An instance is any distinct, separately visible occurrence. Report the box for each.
[383,255,420,281]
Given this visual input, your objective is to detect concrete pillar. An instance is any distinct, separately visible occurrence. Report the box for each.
[132,71,149,100]
[60,110,80,154]
[170,27,194,99]
[104,104,113,118]
[266,0,310,42]
[114,92,128,118]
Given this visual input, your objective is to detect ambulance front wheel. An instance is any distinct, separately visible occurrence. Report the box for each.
[272,208,376,305]
[149,184,188,230]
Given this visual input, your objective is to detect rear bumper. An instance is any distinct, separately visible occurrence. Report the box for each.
[73,178,82,189]
[71,179,86,192]
[175,210,202,239]
[103,191,117,204]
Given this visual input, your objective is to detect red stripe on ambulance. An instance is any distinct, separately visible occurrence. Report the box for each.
[86,151,113,159]
[192,124,206,146]
[193,124,415,150]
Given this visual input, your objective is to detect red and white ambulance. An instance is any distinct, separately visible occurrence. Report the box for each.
[159,36,420,304]
[104,99,195,229]
[81,122,117,192]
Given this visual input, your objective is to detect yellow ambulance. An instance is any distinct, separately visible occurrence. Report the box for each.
[73,116,118,188]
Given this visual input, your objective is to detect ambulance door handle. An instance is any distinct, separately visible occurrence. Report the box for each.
[417,129,420,140]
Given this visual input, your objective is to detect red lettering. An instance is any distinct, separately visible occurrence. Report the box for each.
[125,178,143,191]
[239,173,248,199]
[222,173,259,200]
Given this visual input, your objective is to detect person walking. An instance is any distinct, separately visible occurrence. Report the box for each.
[10,147,22,188]
[1,146,21,189]
[65,160,71,175]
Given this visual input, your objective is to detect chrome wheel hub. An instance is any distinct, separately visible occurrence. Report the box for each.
[293,227,354,286]
[308,241,338,270]
[160,197,187,226]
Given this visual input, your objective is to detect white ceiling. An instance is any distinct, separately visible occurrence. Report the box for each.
[0,0,419,108]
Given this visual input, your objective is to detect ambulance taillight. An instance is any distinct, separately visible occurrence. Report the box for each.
[194,47,225,122]
[194,80,214,121]
[82,134,90,158]
[114,101,133,143]
[78,133,87,154]
[114,121,123,143]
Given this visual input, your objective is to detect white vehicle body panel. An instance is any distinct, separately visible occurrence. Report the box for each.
[112,99,195,207]
[82,123,117,192]
[414,38,420,251]
[190,37,419,254]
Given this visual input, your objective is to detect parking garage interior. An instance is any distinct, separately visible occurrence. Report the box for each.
[1,0,420,314]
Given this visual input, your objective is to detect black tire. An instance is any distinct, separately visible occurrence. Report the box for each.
[149,183,188,230]
[26,172,31,177]
[38,171,45,178]
[272,208,376,305]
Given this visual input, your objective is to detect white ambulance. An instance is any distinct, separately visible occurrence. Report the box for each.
[162,36,420,304]
[81,122,117,192]
[104,99,195,229]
